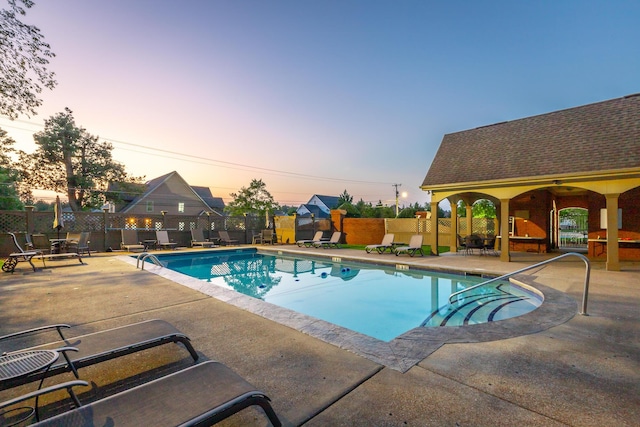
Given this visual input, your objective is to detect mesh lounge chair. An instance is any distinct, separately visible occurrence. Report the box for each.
[218,230,239,246]
[0,361,281,426]
[2,233,41,273]
[121,229,145,252]
[313,231,342,249]
[296,231,324,247]
[254,229,274,245]
[65,231,91,256]
[365,233,395,254]
[395,234,424,257]
[156,230,178,250]
[0,319,199,391]
[191,228,215,247]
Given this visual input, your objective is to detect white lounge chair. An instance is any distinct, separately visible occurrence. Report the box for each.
[395,234,424,257]
[365,233,395,254]
[313,231,342,249]
[296,231,324,247]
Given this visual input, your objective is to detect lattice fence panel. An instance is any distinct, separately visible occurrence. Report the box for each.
[0,211,25,232]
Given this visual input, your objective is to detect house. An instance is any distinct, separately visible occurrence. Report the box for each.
[296,195,340,218]
[116,171,225,216]
[421,93,640,271]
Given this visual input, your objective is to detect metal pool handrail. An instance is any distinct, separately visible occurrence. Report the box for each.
[135,252,164,270]
[448,252,591,315]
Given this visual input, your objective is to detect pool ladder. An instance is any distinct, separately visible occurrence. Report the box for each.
[448,252,591,315]
[136,252,164,270]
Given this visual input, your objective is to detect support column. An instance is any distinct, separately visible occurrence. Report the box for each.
[430,201,439,255]
[500,198,511,262]
[605,194,620,271]
[450,200,458,252]
[465,204,473,236]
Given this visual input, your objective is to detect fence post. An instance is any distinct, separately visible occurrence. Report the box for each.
[25,206,35,235]
[103,208,110,251]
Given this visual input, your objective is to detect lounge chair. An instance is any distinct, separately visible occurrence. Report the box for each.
[2,233,83,273]
[121,229,145,252]
[365,233,395,254]
[0,361,281,426]
[296,231,324,247]
[313,231,342,249]
[395,234,424,257]
[191,228,215,247]
[156,230,178,250]
[0,319,199,390]
[2,233,41,273]
[218,230,239,246]
[65,231,91,256]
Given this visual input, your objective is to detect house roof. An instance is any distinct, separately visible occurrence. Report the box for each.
[422,94,640,188]
[191,186,225,211]
[313,195,340,210]
[297,204,328,218]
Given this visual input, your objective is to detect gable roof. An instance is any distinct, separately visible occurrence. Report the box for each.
[422,94,640,188]
[191,186,225,211]
[312,195,340,210]
[296,204,328,218]
[120,171,215,213]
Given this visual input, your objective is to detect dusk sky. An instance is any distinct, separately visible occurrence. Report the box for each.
[1,0,639,208]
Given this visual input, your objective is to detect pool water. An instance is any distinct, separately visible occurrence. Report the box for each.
[155,249,542,342]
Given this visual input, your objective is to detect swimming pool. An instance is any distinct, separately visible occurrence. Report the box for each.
[151,249,542,342]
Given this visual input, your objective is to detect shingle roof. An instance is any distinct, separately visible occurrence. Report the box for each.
[422,94,640,187]
[191,186,225,210]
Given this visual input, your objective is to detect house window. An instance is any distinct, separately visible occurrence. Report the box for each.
[178,202,185,213]
[146,201,154,212]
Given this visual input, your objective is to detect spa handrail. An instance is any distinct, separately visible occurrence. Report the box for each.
[448,252,591,315]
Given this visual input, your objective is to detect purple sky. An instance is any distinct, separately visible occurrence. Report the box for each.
[2,0,639,207]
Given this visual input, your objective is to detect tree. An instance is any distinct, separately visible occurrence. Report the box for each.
[0,127,24,209]
[337,189,353,206]
[0,0,56,119]
[225,179,278,218]
[457,199,496,218]
[22,108,141,211]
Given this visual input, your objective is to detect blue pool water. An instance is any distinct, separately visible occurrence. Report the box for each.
[154,249,542,342]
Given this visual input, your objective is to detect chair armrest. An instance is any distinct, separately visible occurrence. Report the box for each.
[0,324,70,342]
[0,380,88,411]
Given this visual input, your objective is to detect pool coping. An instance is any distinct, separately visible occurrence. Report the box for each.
[117,249,577,372]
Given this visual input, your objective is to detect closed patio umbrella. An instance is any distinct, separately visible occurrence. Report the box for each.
[53,195,64,240]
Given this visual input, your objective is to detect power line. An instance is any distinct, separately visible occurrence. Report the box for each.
[0,117,394,186]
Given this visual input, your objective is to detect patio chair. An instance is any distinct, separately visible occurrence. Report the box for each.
[0,361,281,426]
[313,231,342,249]
[65,231,91,256]
[218,230,239,246]
[483,236,498,256]
[456,234,467,254]
[156,230,178,250]
[121,229,145,252]
[31,234,52,254]
[254,229,274,245]
[191,228,215,247]
[395,234,424,257]
[0,319,199,391]
[464,234,485,255]
[296,231,325,247]
[365,233,395,254]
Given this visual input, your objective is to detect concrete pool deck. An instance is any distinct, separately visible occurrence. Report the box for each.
[1,247,638,426]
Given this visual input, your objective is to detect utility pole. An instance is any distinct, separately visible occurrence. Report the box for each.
[393,183,402,217]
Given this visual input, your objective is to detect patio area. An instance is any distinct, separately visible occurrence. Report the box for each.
[1,247,638,426]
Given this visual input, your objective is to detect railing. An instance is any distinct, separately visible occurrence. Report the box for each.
[135,253,164,270]
[448,252,591,315]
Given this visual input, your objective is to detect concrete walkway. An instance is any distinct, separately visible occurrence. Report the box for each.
[0,247,638,426]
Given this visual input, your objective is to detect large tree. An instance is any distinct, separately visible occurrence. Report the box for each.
[23,108,140,211]
[0,0,56,119]
[225,179,278,218]
[0,128,23,209]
